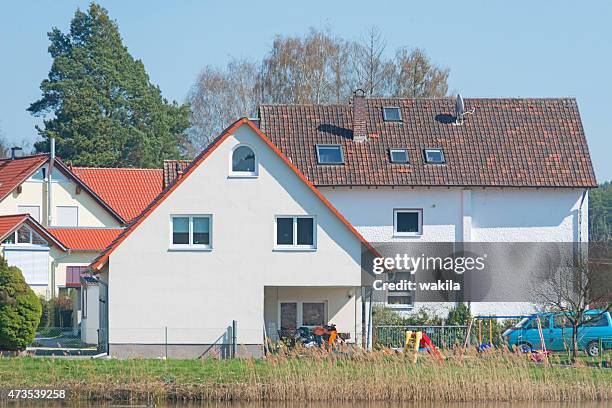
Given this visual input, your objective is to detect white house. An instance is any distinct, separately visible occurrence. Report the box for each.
[88,94,597,357]
[89,120,371,357]
[258,94,596,316]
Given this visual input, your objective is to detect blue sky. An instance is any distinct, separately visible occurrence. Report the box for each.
[1,1,610,181]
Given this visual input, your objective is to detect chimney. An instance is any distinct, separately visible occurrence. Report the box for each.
[10,147,23,159]
[352,89,367,142]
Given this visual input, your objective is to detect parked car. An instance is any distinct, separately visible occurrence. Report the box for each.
[503,310,612,356]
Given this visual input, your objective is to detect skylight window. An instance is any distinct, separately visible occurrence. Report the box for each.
[424,149,445,164]
[316,145,344,164]
[383,107,402,122]
[389,149,409,164]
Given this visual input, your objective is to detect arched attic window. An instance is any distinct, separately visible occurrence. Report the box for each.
[230,145,257,177]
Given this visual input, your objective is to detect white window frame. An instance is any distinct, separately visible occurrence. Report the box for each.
[424,148,445,164]
[389,149,409,164]
[316,144,344,165]
[169,215,212,251]
[382,106,402,122]
[385,271,415,309]
[278,300,328,329]
[229,144,258,178]
[274,215,317,251]
[393,209,423,237]
[56,205,79,226]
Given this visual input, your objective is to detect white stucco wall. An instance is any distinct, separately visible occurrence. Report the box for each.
[321,186,589,316]
[320,186,588,243]
[106,125,363,346]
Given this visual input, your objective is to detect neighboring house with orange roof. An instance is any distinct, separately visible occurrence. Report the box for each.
[0,149,165,342]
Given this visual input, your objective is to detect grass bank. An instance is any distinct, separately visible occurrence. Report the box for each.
[0,349,610,403]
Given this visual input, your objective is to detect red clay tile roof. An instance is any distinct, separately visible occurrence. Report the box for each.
[90,118,379,271]
[0,214,67,250]
[0,155,48,201]
[47,227,123,251]
[163,160,192,188]
[71,167,164,222]
[258,98,597,188]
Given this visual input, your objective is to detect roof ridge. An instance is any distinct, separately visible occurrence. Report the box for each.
[73,166,163,171]
[259,97,578,107]
[47,226,124,230]
[0,153,48,162]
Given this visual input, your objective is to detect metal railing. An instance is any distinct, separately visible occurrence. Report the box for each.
[374,325,471,349]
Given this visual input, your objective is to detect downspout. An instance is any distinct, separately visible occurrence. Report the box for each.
[91,275,109,356]
[47,138,55,227]
[577,189,587,244]
[577,189,588,269]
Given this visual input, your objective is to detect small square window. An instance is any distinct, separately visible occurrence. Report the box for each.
[383,107,402,121]
[389,149,409,163]
[424,148,445,164]
[394,209,422,236]
[275,216,316,249]
[171,215,212,249]
[316,145,344,164]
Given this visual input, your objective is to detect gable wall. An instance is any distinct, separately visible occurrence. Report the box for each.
[0,164,120,228]
[106,125,363,345]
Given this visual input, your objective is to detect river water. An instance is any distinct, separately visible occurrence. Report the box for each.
[5,402,609,408]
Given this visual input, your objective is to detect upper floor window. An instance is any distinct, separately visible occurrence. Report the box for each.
[231,145,257,176]
[393,209,422,236]
[316,145,344,164]
[18,205,40,223]
[383,107,402,122]
[275,216,316,250]
[171,215,211,249]
[389,149,409,164]
[56,206,78,226]
[424,148,445,164]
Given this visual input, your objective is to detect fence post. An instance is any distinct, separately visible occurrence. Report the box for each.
[232,320,237,358]
[164,326,168,359]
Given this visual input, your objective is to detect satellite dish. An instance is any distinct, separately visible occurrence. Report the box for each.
[455,94,465,120]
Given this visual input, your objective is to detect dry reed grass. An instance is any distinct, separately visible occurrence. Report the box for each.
[1,346,610,404]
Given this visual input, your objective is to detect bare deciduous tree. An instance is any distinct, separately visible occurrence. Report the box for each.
[186,26,450,152]
[391,48,449,98]
[534,248,612,362]
[187,59,260,153]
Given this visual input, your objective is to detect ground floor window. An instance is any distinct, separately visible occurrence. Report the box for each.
[386,271,414,308]
[1,245,49,285]
[279,301,327,329]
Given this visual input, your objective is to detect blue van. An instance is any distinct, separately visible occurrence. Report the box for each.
[503,310,612,356]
